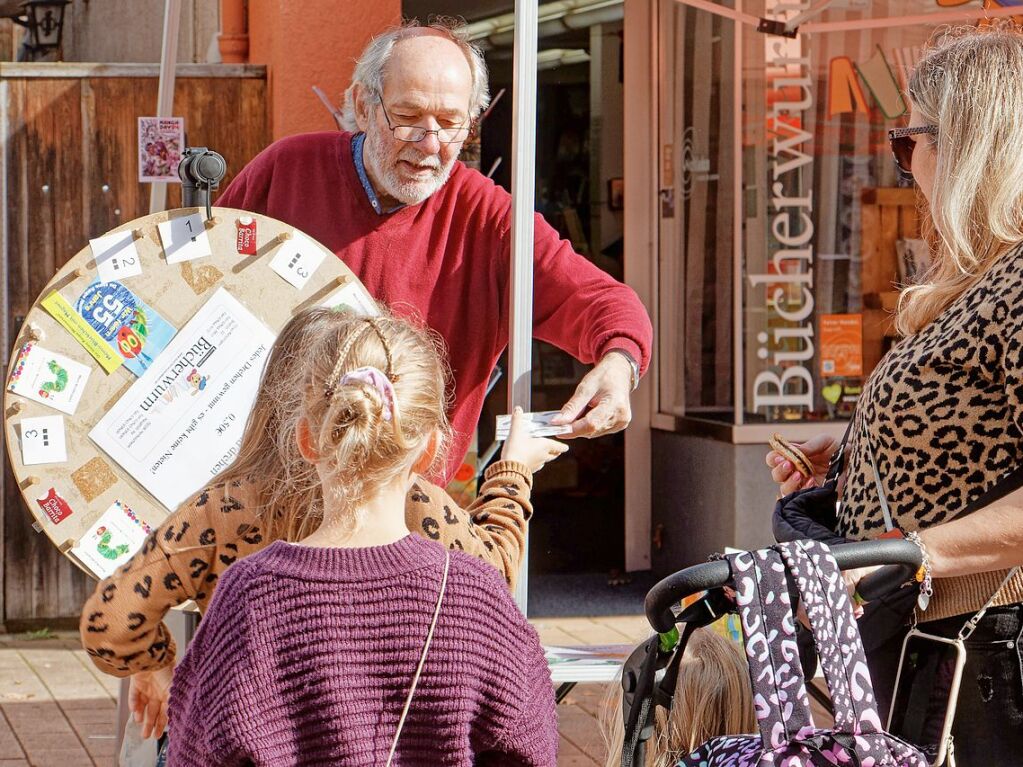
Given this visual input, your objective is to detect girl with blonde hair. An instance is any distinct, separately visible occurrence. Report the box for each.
[767,24,1023,763]
[81,307,554,745]
[168,309,564,765]
[601,628,756,767]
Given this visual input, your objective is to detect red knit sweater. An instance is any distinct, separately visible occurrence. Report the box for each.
[218,132,652,480]
[168,536,558,766]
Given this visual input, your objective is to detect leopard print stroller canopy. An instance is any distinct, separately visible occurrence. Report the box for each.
[619,539,927,767]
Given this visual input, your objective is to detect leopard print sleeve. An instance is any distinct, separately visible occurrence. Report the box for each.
[405,460,533,590]
[79,481,268,677]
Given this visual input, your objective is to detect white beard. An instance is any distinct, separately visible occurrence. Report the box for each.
[364,127,455,206]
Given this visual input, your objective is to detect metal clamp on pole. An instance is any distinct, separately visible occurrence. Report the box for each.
[178,147,227,220]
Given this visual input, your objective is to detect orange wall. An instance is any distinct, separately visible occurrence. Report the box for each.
[247,1,402,139]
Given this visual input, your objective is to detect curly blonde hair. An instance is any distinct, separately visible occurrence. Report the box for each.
[293,310,452,533]
[896,23,1023,336]
[202,308,350,542]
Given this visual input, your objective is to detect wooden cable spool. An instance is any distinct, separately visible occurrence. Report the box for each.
[2,207,375,580]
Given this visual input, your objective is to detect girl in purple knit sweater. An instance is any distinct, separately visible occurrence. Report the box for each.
[168,310,566,766]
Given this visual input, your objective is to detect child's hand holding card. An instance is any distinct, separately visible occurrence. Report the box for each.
[495,410,572,441]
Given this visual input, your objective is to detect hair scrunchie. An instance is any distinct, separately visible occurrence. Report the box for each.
[339,366,398,421]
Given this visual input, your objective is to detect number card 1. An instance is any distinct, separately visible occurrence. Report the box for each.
[158,213,213,264]
[269,232,326,290]
[91,231,143,282]
[20,415,68,465]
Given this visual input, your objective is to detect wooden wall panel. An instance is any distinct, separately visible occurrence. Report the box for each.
[1,68,268,626]
[3,78,91,627]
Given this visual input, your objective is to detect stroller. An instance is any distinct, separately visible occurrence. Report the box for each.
[618,538,928,767]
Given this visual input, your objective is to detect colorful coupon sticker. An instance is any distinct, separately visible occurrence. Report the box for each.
[36,487,73,525]
[6,343,91,415]
[41,291,124,374]
[74,280,177,377]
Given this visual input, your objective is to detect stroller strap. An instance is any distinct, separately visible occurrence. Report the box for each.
[727,548,815,750]
[777,540,885,736]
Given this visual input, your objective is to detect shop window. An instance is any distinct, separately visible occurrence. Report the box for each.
[655,0,960,426]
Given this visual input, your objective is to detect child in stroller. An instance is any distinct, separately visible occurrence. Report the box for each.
[600,624,755,766]
[607,539,928,767]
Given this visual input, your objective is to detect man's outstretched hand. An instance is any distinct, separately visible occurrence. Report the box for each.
[551,353,634,438]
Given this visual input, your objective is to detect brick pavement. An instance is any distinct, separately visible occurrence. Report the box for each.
[0,615,650,766]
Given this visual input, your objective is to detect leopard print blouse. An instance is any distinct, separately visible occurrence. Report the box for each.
[79,461,533,677]
[838,243,1023,621]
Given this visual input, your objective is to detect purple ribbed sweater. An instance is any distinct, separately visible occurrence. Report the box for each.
[168,536,557,766]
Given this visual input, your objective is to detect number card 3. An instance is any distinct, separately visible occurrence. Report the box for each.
[269,231,326,290]
[91,231,143,282]
[20,415,68,465]
[158,213,213,264]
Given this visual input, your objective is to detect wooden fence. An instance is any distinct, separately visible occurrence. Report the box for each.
[0,63,269,629]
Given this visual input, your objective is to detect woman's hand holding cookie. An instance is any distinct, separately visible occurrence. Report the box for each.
[765,433,838,495]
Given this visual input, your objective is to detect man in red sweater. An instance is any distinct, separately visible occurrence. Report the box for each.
[219,20,652,482]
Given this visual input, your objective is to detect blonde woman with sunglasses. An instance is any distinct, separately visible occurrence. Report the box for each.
[767,24,1023,764]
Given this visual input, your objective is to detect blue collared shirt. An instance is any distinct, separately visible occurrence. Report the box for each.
[351,133,405,215]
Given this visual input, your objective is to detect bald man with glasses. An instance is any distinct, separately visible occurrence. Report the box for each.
[220,20,653,482]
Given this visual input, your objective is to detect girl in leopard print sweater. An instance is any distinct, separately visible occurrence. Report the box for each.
[80,306,553,741]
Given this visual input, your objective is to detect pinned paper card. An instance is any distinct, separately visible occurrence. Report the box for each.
[6,343,91,415]
[319,281,380,316]
[70,500,151,579]
[90,288,275,511]
[41,291,124,374]
[495,410,572,441]
[269,232,326,290]
[20,415,68,465]
[91,230,143,283]
[158,213,213,264]
[75,280,177,377]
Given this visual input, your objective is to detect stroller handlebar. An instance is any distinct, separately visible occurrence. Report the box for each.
[645,539,922,632]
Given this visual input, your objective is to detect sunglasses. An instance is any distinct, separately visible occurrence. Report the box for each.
[888,126,938,178]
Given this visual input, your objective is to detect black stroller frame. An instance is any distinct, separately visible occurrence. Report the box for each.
[618,538,922,767]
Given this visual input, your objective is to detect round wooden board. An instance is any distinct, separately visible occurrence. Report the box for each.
[3,206,374,578]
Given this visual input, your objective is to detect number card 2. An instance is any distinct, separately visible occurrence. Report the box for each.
[20,415,68,465]
[158,213,213,264]
[91,231,143,282]
[269,232,326,290]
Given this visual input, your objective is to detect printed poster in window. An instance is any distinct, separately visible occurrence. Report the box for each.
[820,314,863,378]
[138,117,184,182]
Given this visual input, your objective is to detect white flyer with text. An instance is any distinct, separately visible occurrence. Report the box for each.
[90,289,275,510]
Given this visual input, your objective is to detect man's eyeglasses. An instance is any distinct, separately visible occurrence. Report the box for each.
[888,126,937,177]
[378,100,472,144]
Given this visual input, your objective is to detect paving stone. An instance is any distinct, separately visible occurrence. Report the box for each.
[559,735,601,766]
[0,709,26,760]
